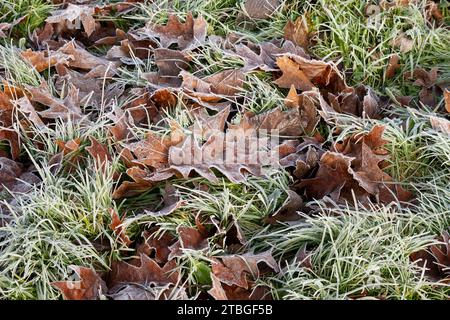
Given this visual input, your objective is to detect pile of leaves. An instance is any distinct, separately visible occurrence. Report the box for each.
[0,0,449,300]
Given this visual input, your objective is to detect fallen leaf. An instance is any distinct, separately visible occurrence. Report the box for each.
[208,273,271,300]
[410,230,450,282]
[0,157,23,191]
[52,266,106,300]
[136,229,176,264]
[274,54,347,93]
[242,0,280,19]
[86,136,112,165]
[284,15,310,49]
[46,4,97,37]
[391,33,414,53]
[58,40,118,78]
[444,88,450,113]
[235,40,308,72]
[169,226,209,259]
[26,82,84,121]
[430,116,450,136]
[211,251,279,289]
[385,54,400,79]
[21,49,70,72]
[107,254,179,291]
[136,12,207,50]
[109,208,132,246]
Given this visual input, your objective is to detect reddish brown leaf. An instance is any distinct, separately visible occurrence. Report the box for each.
[136,229,176,264]
[107,254,179,290]
[86,136,112,165]
[410,231,450,282]
[21,49,70,72]
[284,15,310,49]
[385,54,400,79]
[52,266,106,300]
[274,54,347,93]
[109,208,132,246]
[169,226,209,259]
[211,251,279,289]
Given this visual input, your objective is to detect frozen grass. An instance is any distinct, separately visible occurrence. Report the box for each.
[0,161,114,299]
[0,0,448,300]
[0,0,53,36]
[307,0,450,94]
[262,205,449,300]
[0,43,43,88]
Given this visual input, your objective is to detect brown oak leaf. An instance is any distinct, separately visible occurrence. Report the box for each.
[52,266,107,300]
[46,4,97,37]
[136,12,207,50]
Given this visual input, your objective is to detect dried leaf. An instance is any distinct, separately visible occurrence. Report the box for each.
[430,116,450,136]
[243,0,280,19]
[86,136,112,165]
[284,15,310,49]
[107,254,179,290]
[235,40,308,72]
[443,88,450,113]
[21,49,70,72]
[180,69,245,108]
[52,266,106,300]
[410,231,450,282]
[26,82,84,121]
[46,4,97,37]
[385,54,400,79]
[391,33,414,53]
[109,208,132,246]
[136,229,176,264]
[58,41,117,78]
[208,273,271,300]
[136,13,207,50]
[274,54,346,93]
[211,251,279,289]
[0,157,23,191]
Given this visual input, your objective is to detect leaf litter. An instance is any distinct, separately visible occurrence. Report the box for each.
[0,0,448,300]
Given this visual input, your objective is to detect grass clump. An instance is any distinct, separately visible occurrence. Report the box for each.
[0,163,114,299]
[307,0,450,94]
[0,0,53,36]
[257,204,449,300]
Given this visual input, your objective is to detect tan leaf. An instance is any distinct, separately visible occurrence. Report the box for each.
[137,12,207,50]
[46,4,97,37]
[235,40,308,72]
[430,116,450,136]
[391,33,414,53]
[284,15,310,49]
[58,41,117,78]
[21,49,70,72]
[243,0,280,19]
[444,88,450,113]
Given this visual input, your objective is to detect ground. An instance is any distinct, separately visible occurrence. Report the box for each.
[0,0,449,300]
